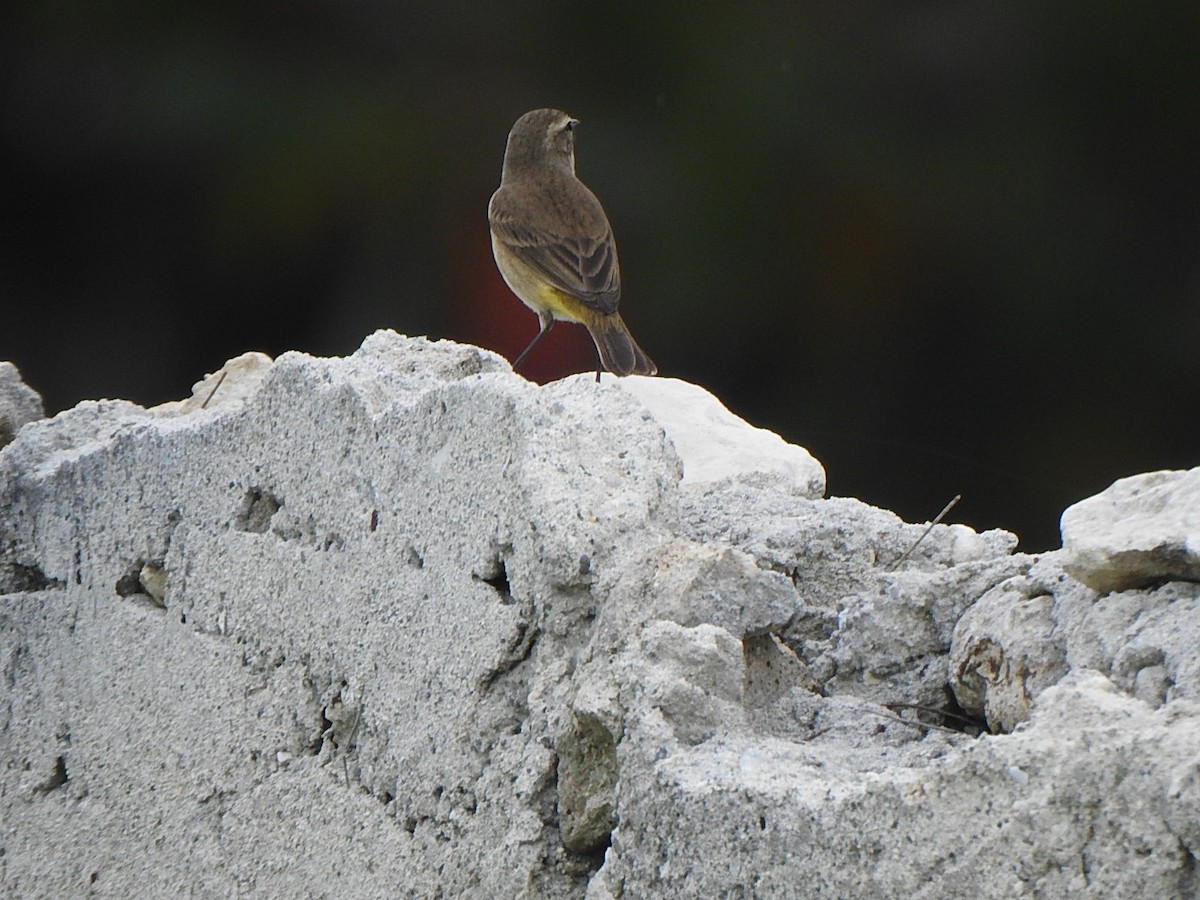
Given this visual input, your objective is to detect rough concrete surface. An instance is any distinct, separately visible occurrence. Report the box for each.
[2,331,1197,898]
[1060,468,1200,593]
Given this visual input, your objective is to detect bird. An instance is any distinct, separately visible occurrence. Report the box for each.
[488,108,657,379]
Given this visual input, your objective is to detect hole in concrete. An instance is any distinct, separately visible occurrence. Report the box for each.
[114,564,143,598]
[887,687,988,736]
[236,487,282,533]
[937,684,989,735]
[2,562,64,593]
[474,555,514,605]
[33,756,68,794]
[1180,839,1196,874]
[576,834,611,875]
[114,560,167,608]
[310,708,334,755]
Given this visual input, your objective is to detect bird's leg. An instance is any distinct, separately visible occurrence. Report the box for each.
[513,317,555,371]
[594,350,603,384]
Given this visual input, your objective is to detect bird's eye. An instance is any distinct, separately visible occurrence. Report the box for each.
[564,118,579,132]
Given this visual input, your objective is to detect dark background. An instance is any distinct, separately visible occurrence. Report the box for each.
[3,2,1198,551]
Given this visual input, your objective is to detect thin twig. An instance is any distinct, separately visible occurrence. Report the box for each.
[889,494,962,570]
[865,707,961,736]
[886,701,983,731]
[801,725,835,743]
[200,369,228,410]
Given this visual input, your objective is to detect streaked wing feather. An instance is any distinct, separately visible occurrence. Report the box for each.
[490,202,620,315]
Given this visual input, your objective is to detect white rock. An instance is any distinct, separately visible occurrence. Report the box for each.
[152,350,275,415]
[1060,468,1200,592]
[615,375,826,497]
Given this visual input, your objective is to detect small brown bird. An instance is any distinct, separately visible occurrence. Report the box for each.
[488,108,657,378]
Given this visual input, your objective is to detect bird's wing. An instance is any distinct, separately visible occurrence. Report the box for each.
[489,190,621,315]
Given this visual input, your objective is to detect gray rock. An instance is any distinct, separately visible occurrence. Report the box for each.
[1061,468,1200,592]
[949,566,1071,732]
[589,671,1200,899]
[951,552,1200,731]
[0,361,44,448]
[2,331,1197,898]
[945,468,1200,734]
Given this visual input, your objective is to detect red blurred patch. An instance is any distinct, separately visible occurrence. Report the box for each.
[456,224,599,384]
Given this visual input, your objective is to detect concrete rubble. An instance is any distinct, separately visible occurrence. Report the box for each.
[2,331,1197,898]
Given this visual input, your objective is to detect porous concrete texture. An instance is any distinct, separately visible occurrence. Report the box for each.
[2,332,1198,898]
[952,529,1200,734]
[1060,467,1200,593]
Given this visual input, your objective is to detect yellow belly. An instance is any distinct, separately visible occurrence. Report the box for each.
[492,235,588,325]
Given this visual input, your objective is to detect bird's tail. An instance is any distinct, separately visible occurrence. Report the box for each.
[586,314,657,377]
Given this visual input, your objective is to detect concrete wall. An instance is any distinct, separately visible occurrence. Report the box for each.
[2,333,1197,898]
